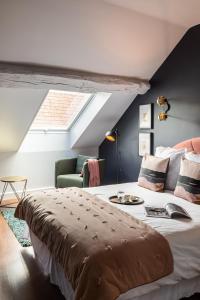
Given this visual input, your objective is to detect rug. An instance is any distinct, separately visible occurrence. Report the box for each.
[1,207,31,247]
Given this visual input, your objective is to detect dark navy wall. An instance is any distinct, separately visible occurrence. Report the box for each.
[99,25,200,184]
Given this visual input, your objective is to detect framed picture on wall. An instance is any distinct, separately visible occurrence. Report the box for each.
[139,104,152,129]
[139,133,151,156]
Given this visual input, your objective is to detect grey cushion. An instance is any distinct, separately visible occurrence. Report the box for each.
[155,147,186,190]
[57,174,83,188]
[75,155,96,174]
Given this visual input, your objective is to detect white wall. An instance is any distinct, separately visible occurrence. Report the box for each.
[18,132,74,192]
[71,92,135,148]
[0,88,47,151]
[70,93,111,147]
[0,90,133,198]
[19,131,70,153]
[0,89,133,199]
[0,131,98,199]
[0,150,70,194]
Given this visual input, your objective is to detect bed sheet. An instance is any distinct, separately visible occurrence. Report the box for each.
[31,182,200,299]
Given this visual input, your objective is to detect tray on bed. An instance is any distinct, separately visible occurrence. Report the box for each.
[109,195,144,205]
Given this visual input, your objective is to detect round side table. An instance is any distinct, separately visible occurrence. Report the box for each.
[0,176,28,206]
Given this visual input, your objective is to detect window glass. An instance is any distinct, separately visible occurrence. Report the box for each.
[31,90,92,130]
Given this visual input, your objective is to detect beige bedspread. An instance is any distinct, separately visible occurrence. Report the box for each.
[15,187,173,300]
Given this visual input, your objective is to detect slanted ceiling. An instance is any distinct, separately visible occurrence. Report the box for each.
[70,92,135,149]
[0,88,47,152]
[0,0,198,152]
[105,0,200,28]
[0,0,186,79]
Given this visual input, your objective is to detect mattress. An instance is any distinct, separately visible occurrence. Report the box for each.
[31,182,200,300]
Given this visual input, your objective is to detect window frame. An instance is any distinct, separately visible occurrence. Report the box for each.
[29,91,95,133]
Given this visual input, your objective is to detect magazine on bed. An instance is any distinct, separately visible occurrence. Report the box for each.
[145,203,191,219]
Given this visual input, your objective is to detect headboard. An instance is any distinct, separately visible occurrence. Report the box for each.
[174,137,200,154]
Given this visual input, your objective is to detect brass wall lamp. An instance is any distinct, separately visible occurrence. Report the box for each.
[157,96,170,121]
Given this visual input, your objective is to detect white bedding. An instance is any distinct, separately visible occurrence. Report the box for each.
[31,182,200,300]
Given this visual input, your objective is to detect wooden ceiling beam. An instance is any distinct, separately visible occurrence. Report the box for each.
[0,62,150,94]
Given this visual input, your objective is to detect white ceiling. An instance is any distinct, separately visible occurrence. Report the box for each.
[0,0,198,152]
[0,0,186,79]
[105,0,200,28]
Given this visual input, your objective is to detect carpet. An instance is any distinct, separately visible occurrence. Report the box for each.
[1,207,31,247]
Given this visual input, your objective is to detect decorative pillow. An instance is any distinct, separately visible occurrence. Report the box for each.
[138,154,169,192]
[185,151,200,163]
[174,158,200,204]
[155,146,186,191]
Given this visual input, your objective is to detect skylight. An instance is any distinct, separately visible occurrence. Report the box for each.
[30,90,92,130]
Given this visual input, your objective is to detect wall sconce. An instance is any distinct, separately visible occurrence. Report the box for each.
[157,96,170,121]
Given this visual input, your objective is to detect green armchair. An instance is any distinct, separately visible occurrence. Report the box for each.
[55,155,105,188]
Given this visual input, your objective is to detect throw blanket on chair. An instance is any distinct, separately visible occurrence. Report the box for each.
[88,159,100,187]
[15,187,173,300]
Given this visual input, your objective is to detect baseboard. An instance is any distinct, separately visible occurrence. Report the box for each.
[0,186,55,200]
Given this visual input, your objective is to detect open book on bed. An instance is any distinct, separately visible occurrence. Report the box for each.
[145,203,191,219]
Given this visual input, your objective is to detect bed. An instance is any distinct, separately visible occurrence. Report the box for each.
[18,138,200,300]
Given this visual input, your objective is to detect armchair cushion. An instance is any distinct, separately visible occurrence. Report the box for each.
[75,155,96,174]
[55,158,77,187]
[57,174,83,188]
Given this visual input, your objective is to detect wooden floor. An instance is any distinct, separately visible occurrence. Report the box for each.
[0,200,199,300]
[0,200,64,300]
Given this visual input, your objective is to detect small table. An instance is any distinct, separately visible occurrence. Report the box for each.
[0,176,27,206]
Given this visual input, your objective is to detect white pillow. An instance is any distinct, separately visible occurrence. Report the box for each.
[185,151,200,163]
[155,146,186,191]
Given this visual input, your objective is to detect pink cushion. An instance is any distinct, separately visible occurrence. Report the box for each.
[174,137,200,154]
[138,155,169,192]
[174,158,200,204]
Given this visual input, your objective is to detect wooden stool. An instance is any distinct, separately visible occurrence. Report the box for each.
[0,176,27,206]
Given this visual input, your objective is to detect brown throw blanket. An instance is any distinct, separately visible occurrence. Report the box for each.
[15,188,173,300]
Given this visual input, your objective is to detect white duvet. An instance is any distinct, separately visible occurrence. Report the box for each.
[31,182,200,300]
[84,182,200,299]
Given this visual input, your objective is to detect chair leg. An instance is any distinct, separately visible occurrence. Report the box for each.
[0,182,8,205]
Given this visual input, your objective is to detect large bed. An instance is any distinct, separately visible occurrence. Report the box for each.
[17,138,200,300]
[30,182,200,300]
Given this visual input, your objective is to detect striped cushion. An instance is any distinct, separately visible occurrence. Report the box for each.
[174,158,200,204]
[138,155,169,192]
